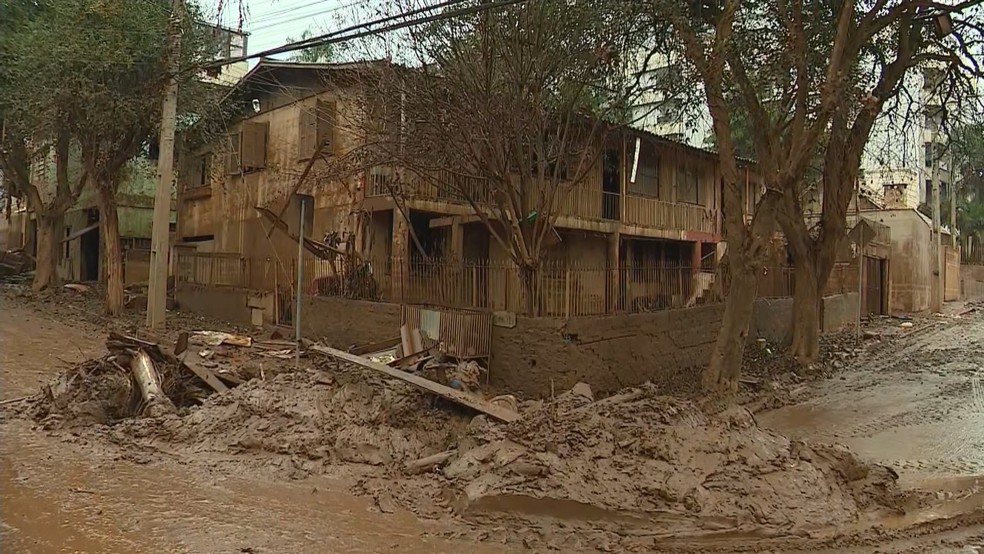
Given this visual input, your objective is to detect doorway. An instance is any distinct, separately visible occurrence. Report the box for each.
[601,149,620,220]
[862,256,885,316]
[80,209,100,281]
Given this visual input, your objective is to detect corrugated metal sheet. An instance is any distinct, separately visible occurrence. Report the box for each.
[402,304,492,359]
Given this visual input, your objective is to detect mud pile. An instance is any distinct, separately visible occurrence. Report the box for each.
[441,383,901,537]
[111,366,468,469]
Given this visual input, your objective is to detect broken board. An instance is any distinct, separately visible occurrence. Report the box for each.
[179,350,229,393]
[308,344,520,423]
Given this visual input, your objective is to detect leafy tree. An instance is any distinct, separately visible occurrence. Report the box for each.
[287,29,337,63]
[2,0,223,313]
[0,0,87,292]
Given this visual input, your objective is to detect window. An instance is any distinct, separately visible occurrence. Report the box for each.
[226,121,268,174]
[298,100,336,161]
[190,154,210,189]
[676,163,700,204]
[629,142,659,198]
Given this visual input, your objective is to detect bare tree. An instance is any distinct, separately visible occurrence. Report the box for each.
[346,0,646,313]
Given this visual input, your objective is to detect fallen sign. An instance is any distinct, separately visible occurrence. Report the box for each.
[307,344,521,423]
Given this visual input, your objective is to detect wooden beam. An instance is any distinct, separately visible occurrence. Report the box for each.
[308,344,520,423]
[428,214,482,229]
[349,336,401,356]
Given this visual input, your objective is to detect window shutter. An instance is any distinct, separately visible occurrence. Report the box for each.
[316,99,336,154]
[225,132,241,175]
[241,121,268,170]
[298,104,317,161]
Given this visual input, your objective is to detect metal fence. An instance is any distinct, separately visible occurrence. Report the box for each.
[178,251,864,318]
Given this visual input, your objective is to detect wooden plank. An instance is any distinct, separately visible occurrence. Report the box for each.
[180,350,229,393]
[308,344,520,423]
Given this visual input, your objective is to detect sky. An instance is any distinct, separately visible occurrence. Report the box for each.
[201,0,372,63]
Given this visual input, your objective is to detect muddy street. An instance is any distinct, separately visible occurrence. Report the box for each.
[2,293,984,553]
[0,298,513,554]
[758,307,984,489]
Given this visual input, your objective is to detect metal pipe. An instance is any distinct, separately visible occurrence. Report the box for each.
[295,198,305,369]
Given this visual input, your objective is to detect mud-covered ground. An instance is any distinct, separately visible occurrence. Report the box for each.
[2,287,983,553]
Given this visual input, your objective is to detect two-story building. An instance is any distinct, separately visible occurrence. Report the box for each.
[176,59,763,320]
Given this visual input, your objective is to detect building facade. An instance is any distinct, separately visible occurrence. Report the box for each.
[176,60,766,321]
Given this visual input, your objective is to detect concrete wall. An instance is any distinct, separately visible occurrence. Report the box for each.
[944,246,960,301]
[490,303,724,398]
[963,264,984,299]
[749,297,793,343]
[491,292,860,398]
[863,209,935,312]
[822,292,860,333]
[299,295,402,350]
[175,284,253,325]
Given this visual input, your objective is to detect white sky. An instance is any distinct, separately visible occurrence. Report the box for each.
[200,0,373,63]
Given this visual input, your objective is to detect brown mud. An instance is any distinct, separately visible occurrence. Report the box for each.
[3,290,984,552]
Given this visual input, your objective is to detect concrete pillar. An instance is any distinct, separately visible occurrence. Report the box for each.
[607,231,620,313]
[449,220,464,260]
[692,240,702,269]
[392,208,409,301]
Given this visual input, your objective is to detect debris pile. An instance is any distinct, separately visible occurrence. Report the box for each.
[32,333,213,426]
[421,383,900,538]
[111,364,468,472]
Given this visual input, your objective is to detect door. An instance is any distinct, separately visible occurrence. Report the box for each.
[862,256,883,316]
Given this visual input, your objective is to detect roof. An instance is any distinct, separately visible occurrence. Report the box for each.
[222,58,755,167]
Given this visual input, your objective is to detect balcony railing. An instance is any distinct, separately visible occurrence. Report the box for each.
[366,167,493,204]
[623,194,716,234]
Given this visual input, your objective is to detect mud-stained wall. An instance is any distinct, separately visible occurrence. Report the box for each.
[864,209,934,312]
[299,295,401,349]
[749,297,793,343]
[491,293,860,398]
[821,292,860,333]
[490,303,725,398]
[944,246,960,301]
[963,264,984,299]
[175,284,253,325]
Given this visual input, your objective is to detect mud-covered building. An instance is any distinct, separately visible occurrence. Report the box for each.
[175,59,768,322]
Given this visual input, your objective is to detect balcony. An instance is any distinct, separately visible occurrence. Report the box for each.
[623,194,716,234]
[366,166,717,236]
[366,167,493,204]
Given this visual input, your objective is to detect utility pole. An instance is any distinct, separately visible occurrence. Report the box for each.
[147,0,183,328]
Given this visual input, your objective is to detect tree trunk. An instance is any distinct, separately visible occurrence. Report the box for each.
[518,263,539,316]
[97,185,124,315]
[703,266,757,394]
[789,259,821,364]
[32,212,63,293]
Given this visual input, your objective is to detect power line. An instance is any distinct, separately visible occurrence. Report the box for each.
[204,0,529,68]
